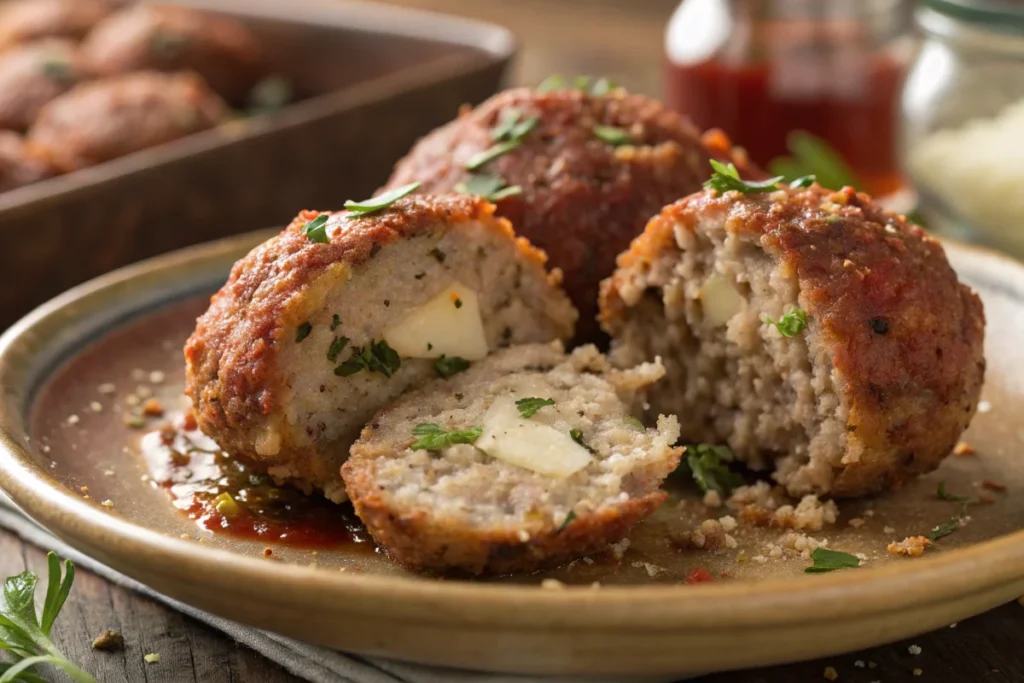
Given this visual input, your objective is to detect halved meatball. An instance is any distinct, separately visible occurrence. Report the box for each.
[81,5,267,105]
[0,131,55,192]
[600,182,986,497]
[27,71,226,172]
[0,0,111,52]
[383,85,762,343]
[185,195,578,502]
[343,342,681,574]
[0,39,87,131]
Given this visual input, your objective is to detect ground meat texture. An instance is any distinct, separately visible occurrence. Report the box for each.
[27,70,226,172]
[185,195,578,502]
[343,343,681,574]
[0,39,87,131]
[81,5,267,106]
[0,0,111,52]
[383,86,761,344]
[0,131,55,192]
[600,184,985,497]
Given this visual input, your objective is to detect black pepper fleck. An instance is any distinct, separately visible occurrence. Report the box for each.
[414,272,426,280]
[384,299,390,307]
[870,317,889,335]
[430,247,446,263]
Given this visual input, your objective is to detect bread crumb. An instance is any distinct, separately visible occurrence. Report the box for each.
[142,398,165,417]
[719,515,737,532]
[66,414,80,426]
[149,370,166,384]
[263,547,274,558]
[541,578,564,589]
[908,644,922,655]
[103,469,115,477]
[950,622,957,628]
[89,401,103,413]
[767,544,783,558]
[953,441,975,456]
[854,660,865,668]
[848,517,865,528]
[582,556,594,565]
[101,500,114,508]
[823,665,838,680]
[752,555,767,564]
[609,537,631,559]
[978,400,991,413]
[517,529,530,543]
[97,383,116,395]
[144,653,160,664]
[92,629,124,651]
[135,385,153,399]
[888,536,931,557]
[724,534,737,549]
[703,490,722,508]
[883,526,896,534]
[125,394,141,406]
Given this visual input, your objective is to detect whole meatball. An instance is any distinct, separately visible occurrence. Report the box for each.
[81,5,267,105]
[27,71,226,172]
[383,85,761,343]
[599,182,986,497]
[0,39,87,131]
[0,0,111,53]
[0,131,55,192]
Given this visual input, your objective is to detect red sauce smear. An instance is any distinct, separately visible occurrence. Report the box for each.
[141,412,373,549]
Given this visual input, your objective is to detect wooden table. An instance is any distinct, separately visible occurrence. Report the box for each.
[2,1,1022,681]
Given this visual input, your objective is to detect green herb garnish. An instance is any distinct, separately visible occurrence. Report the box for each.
[40,59,73,86]
[592,125,631,146]
[344,182,421,217]
[764,308,808,337]
[937,481,970,503]
[334,339,401,378]
[556,509,576,534]
[929,507,968,541]
[453,173,522,202]
[0,552,98,682]
[789,175,816,189]
[434,355,470,379]
[465,140,520,171]
[805,547,860,573]
[677,444,744,495]
[769,131,861,192]
[410,423,482,451]
[624,416,645,430]
[515,397,554,419]
[295,322,312,342]
[569,429,594,453]
[326,336,350,363]
[330,314,341,331]
[150,31,187,57]
[537,74,617,96]
[704,159,783,194]
[490,110,538,143]
[301,214,329,243]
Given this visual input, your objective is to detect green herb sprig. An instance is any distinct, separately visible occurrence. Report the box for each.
[555,510,576,534]
[805,547,860,573]
[769,131,861,192]
[434,356,470,379]
[295,322,312,342]
[569,429,594,453]
[326,336,350,362]
[704,159,783,194]
[334,339,401,378]
[677,444,744,495]
[930,482,972,541]
[515,397,554,419]
[465,140,520,172]
[301,215,329,244]
[537,75,616,96]
[490,110,538,144]
[592,125,631,146]
[410,423,482,451]
[344,182,421,217]
[764,308,809,337]
[453,174,522,202]
[0,552,97,683]
[937,481,970,503]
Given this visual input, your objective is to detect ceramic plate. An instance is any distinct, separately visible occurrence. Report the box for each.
[1,232,1023,677]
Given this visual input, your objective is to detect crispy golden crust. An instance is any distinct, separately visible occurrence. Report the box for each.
[0,39,86,132]
[0,0,111,52]
[184,195,559,463]
[384,87,761,343]
[601,185,986,497]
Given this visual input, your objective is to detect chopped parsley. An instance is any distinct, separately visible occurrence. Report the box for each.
[764,308,809,337]
[789,175,816,188]
[624,416,645,430]
[929,507,968,541]
[515,397,554,418]
[150,31,187,57]
[434,355,470,379]
[453,173,522,202]
[677,444,744,495]
[768,131,861,193]
[301,214,329,243]
[334,339,401,378]
[330,314,341,331]
[537,74,617,96]
[592,125,631,146]
[465,140,520,171]
[41,58,74,86]
[937,481,969,503]
[490,109,538,143]
[295,322,312,342]
[704,159,783,194]
[453,297,463,309]
[429,247,446,263]
[410,423,482,451]
[326,336,350,362]
[805,547,860,573]
[569,429,594,453]
[556,509,576,534]
[344,182,421,217]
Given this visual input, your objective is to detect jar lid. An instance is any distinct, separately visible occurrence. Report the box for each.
[925,0,1024,29]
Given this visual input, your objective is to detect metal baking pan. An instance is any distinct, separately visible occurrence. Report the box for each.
[0,0,514,326]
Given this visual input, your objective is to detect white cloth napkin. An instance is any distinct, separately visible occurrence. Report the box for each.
[0,492,677,683]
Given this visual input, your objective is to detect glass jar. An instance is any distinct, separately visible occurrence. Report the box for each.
[900,0,1024,257]
[664,0,915,197]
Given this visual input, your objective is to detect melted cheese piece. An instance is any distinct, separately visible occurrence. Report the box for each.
[699,274,745,327]
[476,397,593,478]
[383,281,488,360]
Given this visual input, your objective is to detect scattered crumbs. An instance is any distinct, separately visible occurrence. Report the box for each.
[608,537,630,559]
[125,394,141,406]
[541,578,565,589]
[908,644,922,655]
[89,401,103,413]
[981,479,1007,492]
[180,534,190,540]
[884,526,896,535]
[702,490,722,508]
[263,547,274,558]
[888,536,931,557]
[848,517,865,528]
[131,369,146,381]
[950,622,958,628]
[913,668,923,676]
[140,474,151,483]
[66,414,80,426]
[719,515,737,532]
[767,544,783,558]
[97,383,116,395]
[517,529,530,543]
[823,665,839,681]
[41,444,51,454]
[142,397,165,417]
[854,660,865,668]
[310,551,318,557]
[103,469,115,477]
[855,553,868,562]
[582,556,594,565]
[642,562,662,577]
[80,486,89,494]
[752,555,768,564]
[953,441,975,456]
[149,370,166,384]
[135,385,153,399]
[864,509,875,517]
[978,400,992,413]
[101,500,114,508]
[144,653,160,664]
[92,629,124,652]
[724,534,738,549]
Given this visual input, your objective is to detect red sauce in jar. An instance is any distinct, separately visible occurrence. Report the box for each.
[141,412,374,549]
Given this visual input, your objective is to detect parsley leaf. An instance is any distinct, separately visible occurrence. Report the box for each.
[805,547,860,573]
[769,131,861,192]
[937,481,970,503]
[330,314,341,331]
[410,423,482,451]
[295,322,312,342]
[40,59,74,86]
[301,215,329,244]
[569,429,594,453]
[677,444,744,495]
[465,140,520,171]
[789,175,817,188]
[326,336,350,362]
[453,173,522,202]
[344,182,421,217]
[704,159,784,194]
[515,397,554,418]
[592,125,631,146]
[556,510,576,534]
[490,109,538,143]
[434,355,470,379]
[537,74,617,96]
[929,505,969,541]
[334,339,401,378]
[764,308,809,337]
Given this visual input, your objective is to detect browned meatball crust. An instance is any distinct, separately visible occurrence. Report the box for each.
[27,70,226,172]
[0,0,111,52]
[0,39,87,131]
[81,5,267,105]
[383,86,762,343]
[0,131,55,192]
[600,184,986,497]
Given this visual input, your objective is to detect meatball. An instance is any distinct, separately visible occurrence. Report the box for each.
[81,5,267,105]
[383,85,761,343]
[599,182,986,497]
[27,71,226,172]
[185,195,578,502]
[343,342,681,574]
[0,131,55,192]
[0,0,111,52]
[0,39,87,131]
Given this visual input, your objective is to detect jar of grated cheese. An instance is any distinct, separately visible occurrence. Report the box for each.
[901,0,1024,258]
